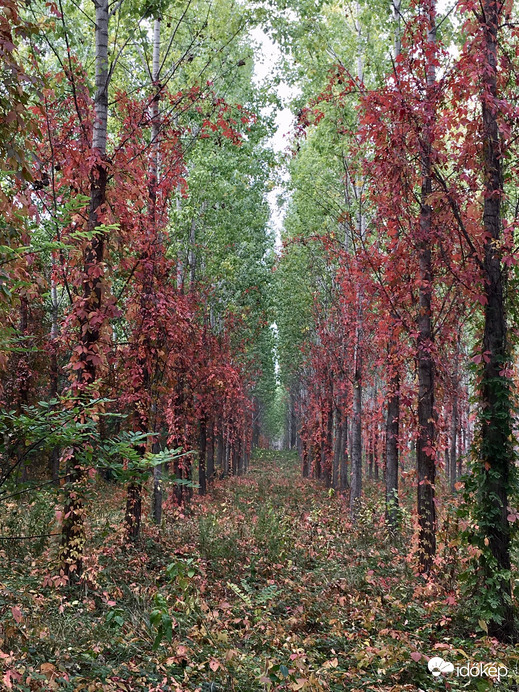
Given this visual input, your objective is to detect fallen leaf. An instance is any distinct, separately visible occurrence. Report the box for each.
[11,607,22,624]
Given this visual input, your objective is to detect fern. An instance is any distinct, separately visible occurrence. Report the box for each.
[256,584,278,604]
[227,581,253,608]
[227,580,278,609]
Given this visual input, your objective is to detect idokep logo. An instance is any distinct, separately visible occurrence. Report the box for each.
[426,656,508,682]
[428,657,454,677]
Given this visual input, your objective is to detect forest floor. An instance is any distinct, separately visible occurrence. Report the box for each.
[1,450,518,691]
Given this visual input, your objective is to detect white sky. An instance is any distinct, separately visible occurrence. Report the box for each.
[250,26,298,249]
[250,27,297,153]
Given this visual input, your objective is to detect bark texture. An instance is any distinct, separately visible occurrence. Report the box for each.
[416,1,437,574]
[61,0,110,578]
[477,0,515,641]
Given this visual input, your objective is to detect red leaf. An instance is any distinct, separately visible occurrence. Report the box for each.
[11,606,23,624]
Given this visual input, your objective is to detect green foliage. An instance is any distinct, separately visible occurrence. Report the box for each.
[149,592,173,649]
[0,487,56,557]
[100,444,188,484]
[460,360,518,632]
[253,501,290,562]
[166,556,197,586]
[227,579,278,610]
[105,606,125,629]
[0,392,187,492]
[198,512,246,574]
[169,101,277,434]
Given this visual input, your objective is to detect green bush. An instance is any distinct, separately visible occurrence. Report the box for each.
[0,487,57,558]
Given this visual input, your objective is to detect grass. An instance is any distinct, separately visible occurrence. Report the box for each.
[0,449,518,690]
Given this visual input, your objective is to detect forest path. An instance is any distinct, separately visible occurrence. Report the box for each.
[152,449,443,691]
[5,451,515,690]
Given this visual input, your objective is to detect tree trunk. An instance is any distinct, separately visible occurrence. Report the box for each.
[48,280,60,484]
[368,428,374,480]
[332,407,341,489]
[458,423,464,478]
[314,436,321,479]
[450,390,458,492]
[185,455,193,501]
[386,372,399,530]
[207,417,215,485]
[148,17,163,526]
[198,417,207,495]
[173,456,183,506]
[216,424,224,476]
[152,439,163,525]
[339,414,349,491]
[238,435,245,475]
[125,482,142,540]
[302,436,309,478]
[60,0,110,579]
[232,441,238,476]
[223,433,228,478]
[476,0,514,641]
[350,354,362,517]
[223,429,230,478]
[416,1,437,574]
[350,0,364,509]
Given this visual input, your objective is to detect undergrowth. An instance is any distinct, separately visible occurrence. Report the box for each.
[0,450,518,690]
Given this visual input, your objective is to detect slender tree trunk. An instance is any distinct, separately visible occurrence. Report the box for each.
[339,414,349,491]
[314,434,321,479]
[149,17,161,203]
[188,218,196,289]
[416,0,437,574]
[350,346,362,517]
[223,430,230,478]
[458,422,465,478]
[48,280,60,483]
[238,437,246,476]
[302,436,309,478]
[61,0,109,578]
[368,426,374,480]
[349,6,364,517]
[151,452,164,523]
[332,407,341,489]
[241,435,247,474]
[216,423,224,476]
[149,17,164,526]
[173,456,183,506]
[152,469,163,524]
[198,416,207,495]
[476,0,514,641]
[125,482,142,540]
[386,372,400,530]
[392,0,402,58]
[323,392,333,487]
[382,0,404,533]
[231,441,238,476]
[450,390,458,491]
[185,454,193,501]
[207,417,214,485]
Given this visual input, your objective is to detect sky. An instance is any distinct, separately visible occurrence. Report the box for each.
[250,26,298,249]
